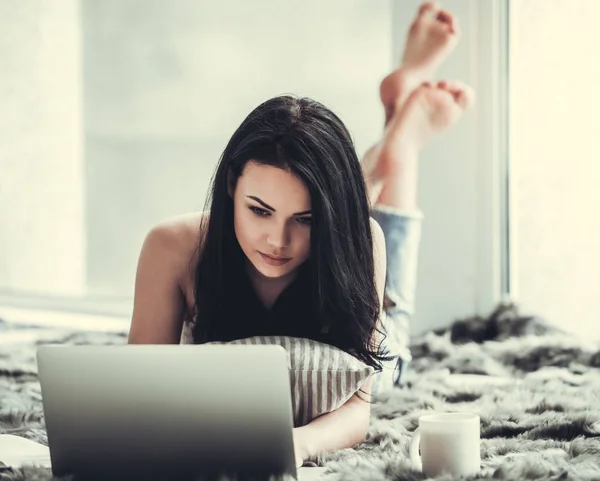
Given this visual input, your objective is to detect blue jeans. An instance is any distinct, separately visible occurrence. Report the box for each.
[370,204,423,393]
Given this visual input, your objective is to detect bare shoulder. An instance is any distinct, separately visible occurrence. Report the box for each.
[154,210,207,235]
[369,217,386,262]
[369,216,384,238]
[150,211,209,282]
[369,216,387,327]
[128,210,209,344]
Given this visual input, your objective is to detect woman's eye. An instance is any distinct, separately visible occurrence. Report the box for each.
[250,206,269,217]
[249,206,310,226]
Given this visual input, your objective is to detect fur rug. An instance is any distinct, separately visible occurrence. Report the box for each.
[1,303,600,480]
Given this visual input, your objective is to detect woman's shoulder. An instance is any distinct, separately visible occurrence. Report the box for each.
[369,216,385,258]
[147,210,210,284]
[369,216,384,237]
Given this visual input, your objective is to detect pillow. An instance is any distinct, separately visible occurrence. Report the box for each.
[181,328,375,427]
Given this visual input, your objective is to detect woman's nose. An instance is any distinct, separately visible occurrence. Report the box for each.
[267,225,290,249]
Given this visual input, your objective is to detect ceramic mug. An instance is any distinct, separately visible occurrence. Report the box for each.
[410,412,481,477]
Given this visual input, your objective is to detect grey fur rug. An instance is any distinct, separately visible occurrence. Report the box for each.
[1,303,600,481]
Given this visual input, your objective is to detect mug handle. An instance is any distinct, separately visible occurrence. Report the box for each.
[409,427,422,471]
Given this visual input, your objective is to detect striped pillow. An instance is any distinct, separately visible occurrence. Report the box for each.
[208,335,375,427]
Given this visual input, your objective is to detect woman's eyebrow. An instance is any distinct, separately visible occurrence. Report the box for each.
[246,196,312,216]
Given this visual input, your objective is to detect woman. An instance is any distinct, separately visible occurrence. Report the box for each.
[128,1,474,467]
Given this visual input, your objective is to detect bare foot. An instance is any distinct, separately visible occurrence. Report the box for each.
[402,2,460,74]
[364,2,459,198]
[379,1,459,125]
[377,80,476,177]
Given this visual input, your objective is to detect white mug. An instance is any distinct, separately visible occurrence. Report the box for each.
[410,412,481,477]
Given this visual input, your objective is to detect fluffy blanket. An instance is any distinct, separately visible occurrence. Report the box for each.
[1,303,600,480]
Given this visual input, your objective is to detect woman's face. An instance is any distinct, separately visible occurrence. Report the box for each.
[229,161,312,279]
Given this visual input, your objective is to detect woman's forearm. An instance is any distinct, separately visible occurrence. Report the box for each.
[294,378,373,460]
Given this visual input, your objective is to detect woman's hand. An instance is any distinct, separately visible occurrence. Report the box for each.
[292,427,311,468]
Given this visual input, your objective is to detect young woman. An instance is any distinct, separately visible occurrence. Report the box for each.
[128,1,474,467]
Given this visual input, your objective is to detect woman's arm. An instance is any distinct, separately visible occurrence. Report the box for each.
[293,219,387,464]
[293,385,372,464]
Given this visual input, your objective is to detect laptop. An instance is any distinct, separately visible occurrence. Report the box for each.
[37,344,328,480]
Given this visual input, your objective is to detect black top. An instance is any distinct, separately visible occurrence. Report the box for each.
[203,248,326,343]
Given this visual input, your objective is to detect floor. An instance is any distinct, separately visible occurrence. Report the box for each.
[0,305,129,333]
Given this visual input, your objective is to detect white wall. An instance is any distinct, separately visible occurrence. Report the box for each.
[81,0,393,298]
[0,1,86,296]
[0,1,393,305]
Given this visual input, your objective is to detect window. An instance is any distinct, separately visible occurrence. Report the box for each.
[509,0,600,340]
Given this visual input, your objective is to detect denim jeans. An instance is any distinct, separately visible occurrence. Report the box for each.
[370,204,423,394]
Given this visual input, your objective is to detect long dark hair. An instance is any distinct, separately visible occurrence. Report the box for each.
[189,95,392,371]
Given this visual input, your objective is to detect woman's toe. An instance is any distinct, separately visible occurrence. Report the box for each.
[438,80,475,109]
[418,1,440,17]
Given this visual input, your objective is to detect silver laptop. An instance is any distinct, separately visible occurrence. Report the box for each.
[37,344,328,480]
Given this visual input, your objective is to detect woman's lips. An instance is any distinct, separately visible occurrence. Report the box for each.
[260,252,291,266]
